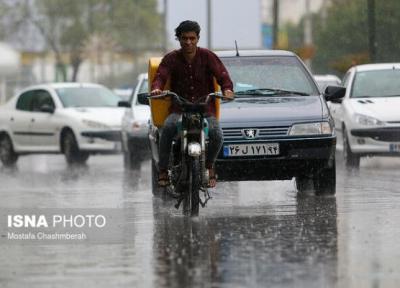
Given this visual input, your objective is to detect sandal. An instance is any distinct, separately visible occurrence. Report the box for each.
[208,168,217,188]
[158,170,170,187]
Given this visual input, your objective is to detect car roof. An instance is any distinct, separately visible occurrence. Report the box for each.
[354,63,400,72]
[22,82,105,92]
[314,74,341,81]
[215,49,297,58]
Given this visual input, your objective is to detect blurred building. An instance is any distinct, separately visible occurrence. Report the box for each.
[0,30,141,104]
[0,43,20,104]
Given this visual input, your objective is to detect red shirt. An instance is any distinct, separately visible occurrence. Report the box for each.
[151,47,233,116]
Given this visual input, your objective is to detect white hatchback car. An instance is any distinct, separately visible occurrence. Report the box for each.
[329,63,400,167]
[0,82,125,166]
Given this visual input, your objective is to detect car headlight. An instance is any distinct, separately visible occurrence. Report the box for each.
[289,122,332,135]
[354,113,384,126]
[82,119,110,129]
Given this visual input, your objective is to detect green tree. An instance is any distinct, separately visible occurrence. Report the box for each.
[286,0,400,75]
[313,0,369,74]
[104,0,162,53]
[32,0,91,81]
[314,0,400,74]
[0,0,161,82]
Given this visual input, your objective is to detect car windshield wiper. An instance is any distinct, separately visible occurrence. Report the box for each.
[235,89,271,96]
[235,88,310,97]
[268,88,310,96]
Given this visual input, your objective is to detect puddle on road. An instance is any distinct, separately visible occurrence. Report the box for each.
[1,155,400,287]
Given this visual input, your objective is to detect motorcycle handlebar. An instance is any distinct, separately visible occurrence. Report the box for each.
[149,91,231,105]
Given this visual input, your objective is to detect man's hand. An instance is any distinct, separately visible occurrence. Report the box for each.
[223,89,234,100]
[151,89,162,96]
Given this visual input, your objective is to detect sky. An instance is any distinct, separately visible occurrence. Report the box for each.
[161,0,262,50]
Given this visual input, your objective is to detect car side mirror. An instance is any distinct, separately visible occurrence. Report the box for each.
[118,100,131,108]
[324,86,345,103]
[137,92,150,105]
[40,104,55,113]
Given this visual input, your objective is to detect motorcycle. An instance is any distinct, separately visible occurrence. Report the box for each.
[142,91,227,216]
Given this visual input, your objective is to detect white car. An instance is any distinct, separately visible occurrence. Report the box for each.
[329,63,400,167]
[120,73,150,169]
[0,82,125,166]
[113,87,133,101]
[314,74,342,93]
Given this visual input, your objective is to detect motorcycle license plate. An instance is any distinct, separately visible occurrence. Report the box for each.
[223,143,279,157]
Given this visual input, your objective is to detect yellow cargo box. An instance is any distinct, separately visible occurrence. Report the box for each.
[148,57,221,128]
[148,57,171,128]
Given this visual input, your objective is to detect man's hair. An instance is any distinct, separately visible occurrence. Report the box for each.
[175,20,201,38]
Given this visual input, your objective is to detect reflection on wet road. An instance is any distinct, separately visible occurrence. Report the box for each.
[1,154,400,287]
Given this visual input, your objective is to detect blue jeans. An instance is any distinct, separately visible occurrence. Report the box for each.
[158,113,223,170]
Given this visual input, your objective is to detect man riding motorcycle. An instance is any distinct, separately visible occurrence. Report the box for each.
[151,20,234,188]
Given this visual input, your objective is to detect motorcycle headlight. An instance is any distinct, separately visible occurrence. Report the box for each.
[82,119,110,129]
[188,142,202,157]
[289,122,332,135]
[354,113,383,126]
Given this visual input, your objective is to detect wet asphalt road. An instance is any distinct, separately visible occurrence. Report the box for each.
[1,154,400,287]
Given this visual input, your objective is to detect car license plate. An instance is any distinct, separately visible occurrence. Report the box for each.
[223,143,279,157]
[389,143,400,152]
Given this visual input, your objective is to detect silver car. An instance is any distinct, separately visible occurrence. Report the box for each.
[0,82,124,166]
[314,74,341,93]
[120,73,150,169]
[329,63,400,168]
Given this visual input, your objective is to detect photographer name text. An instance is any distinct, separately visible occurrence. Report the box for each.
[8,232,87,240]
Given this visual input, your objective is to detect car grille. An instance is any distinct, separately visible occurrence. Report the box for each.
[222,126,290,141]
[351,127,400,142]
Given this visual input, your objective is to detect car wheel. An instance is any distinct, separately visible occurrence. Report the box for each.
[62,131,89,165]
[313,161,336,195]
[0,134,18,166]
[343,127,360,168]
[123,145,141,170]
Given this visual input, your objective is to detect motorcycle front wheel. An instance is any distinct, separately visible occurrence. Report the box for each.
[182,158,201,216]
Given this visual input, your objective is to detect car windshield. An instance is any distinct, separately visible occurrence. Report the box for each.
[351,69,400,98]
[221,56,319,97]
[139,79,148,94]
[56,86,121,108]
[135,79,148,105]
